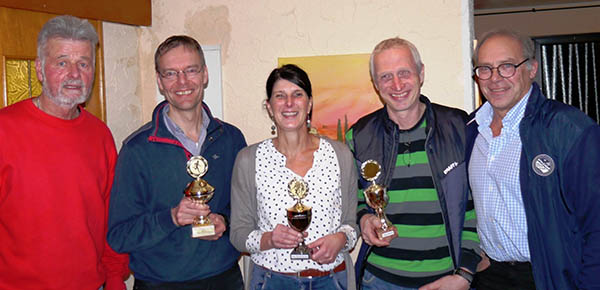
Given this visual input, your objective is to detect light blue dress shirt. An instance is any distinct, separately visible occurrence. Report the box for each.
[469,87,532,262]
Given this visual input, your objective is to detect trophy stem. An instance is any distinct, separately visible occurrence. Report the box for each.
[380,218,388,231]
[374,208,385,229]
[196,215,211,226]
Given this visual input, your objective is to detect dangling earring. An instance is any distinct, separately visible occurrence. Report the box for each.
[271,123,276,135]
[307,119,318,135]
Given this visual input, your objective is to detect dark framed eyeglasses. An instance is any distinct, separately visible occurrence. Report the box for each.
[473,58,529,80]
[159,66,203,80]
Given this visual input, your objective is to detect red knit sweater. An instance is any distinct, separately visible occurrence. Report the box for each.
[0,99,129,290]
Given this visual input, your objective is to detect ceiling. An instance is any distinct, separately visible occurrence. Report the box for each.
[475,0,600,14]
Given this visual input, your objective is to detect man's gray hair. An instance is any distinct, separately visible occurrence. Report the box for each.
[37,15,99,63]
[369,37,423,83]
[473,29,535,69]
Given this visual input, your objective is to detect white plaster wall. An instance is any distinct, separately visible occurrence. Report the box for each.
[127,0,474,145]
[103,22,143,148]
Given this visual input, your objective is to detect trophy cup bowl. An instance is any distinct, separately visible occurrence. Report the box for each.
[287,178,312,260]
[287,204,312,260]
[364,185,394,239]
[361,160,395,239]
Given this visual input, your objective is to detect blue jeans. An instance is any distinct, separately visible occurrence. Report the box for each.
[251,265,347,290]
[361,270,417,290]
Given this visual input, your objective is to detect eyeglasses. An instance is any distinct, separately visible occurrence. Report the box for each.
[159,66,203,80]
[473,58,529,80]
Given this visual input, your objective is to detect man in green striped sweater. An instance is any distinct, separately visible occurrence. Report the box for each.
[346,37,481,290]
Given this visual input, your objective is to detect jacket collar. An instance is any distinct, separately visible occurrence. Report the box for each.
[523,82,545,120]
[467,82,543,126]
[421,95,435,133]
[466,82,543,166]
[150,101,222,140]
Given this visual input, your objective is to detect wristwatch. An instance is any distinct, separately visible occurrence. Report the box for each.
[454,268,474,284]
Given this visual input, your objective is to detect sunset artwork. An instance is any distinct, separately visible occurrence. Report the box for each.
[278,54,383,142]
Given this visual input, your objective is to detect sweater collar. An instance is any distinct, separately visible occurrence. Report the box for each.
[150,101,222,140]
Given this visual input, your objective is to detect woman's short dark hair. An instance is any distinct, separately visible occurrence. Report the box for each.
[266,64,312,101]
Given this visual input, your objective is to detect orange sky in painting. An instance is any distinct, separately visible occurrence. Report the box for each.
[279,54,382,141]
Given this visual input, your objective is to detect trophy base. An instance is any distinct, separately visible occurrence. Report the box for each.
[192,224,215,238]
[376,228,395,239]
[290,245,311,260]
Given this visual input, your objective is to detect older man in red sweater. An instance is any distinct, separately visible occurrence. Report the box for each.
[0,15,129,289]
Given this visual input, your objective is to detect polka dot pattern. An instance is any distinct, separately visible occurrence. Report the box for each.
[246,138,353,272]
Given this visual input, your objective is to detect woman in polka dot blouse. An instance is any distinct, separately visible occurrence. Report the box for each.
[230,64,359,290]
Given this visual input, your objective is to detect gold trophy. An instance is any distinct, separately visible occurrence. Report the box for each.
[361,160,394,239]
[286,178,312,260]
[184,155,215,238]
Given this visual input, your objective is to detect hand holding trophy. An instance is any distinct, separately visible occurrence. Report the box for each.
[184,156,215,238]
[286,178,312,260]
[361,160,395,239]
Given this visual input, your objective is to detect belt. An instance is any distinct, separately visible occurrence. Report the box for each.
[263,262,346,278]
[491,259,532,269]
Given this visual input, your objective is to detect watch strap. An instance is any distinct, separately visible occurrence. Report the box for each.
[454,268,474,284]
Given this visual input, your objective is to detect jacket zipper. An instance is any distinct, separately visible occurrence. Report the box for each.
[425,124,457,269]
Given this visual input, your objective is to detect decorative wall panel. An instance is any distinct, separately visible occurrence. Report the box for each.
[5,59,42,105]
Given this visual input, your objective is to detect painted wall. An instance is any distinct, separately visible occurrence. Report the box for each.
[103,22,144,148]
[104,0,474,146]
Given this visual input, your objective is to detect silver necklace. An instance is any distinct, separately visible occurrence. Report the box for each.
[33,97,42,110]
